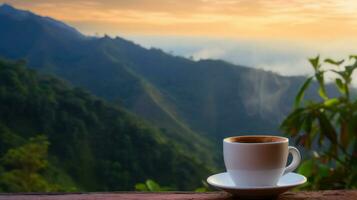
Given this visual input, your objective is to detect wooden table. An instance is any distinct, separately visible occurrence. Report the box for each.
[0,191,356,200]
[0,190,357,200]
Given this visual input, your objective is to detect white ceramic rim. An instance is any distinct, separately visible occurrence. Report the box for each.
[224,135,289,145]
[206,172,307,190]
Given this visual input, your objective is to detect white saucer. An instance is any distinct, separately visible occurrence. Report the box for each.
[207,172,306,199]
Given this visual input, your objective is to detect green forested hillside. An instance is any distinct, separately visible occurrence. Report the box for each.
[0,59,212,191]
[0,4,217,169]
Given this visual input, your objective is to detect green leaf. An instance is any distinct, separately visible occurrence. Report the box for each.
[317,113,337,142]
[301,114,317,148]
[302,114,313,134]
[331,70,348,81]
[324,58,344,66]
[146,179,161,191]
[335,78,345,94]
[298,160,314,177]
[280,108,306,136]
[349,55,357,60]
[135,183,148,191]
[323,98,339,107]
[315,72,328,100]
[318,164,330,178]
[318,87,328,100]
[294,77,313,108]
[309,55,320,71]
[345,65,357,81]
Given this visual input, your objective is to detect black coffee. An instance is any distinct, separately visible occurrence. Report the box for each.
[227,136,285,143]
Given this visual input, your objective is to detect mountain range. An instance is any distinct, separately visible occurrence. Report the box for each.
[0,3,308,136]
[0,3,316,191]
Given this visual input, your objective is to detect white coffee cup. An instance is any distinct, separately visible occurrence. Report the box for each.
[223,135,301,187]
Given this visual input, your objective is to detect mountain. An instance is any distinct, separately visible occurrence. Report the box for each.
[0,4,218,167]
[0,58,212,191]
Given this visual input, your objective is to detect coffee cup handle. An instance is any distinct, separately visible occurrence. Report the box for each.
[284,146,301,175]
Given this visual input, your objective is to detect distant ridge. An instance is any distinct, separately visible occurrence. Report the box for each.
[0,3,83,39]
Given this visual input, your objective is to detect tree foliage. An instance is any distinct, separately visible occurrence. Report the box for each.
[0,59,212,191]
[281,55,357,189]
[0,136,58,192]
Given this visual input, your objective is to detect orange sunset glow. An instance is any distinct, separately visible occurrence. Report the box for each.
[2,0,357,41]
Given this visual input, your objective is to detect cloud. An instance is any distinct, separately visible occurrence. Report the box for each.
[127,35,357,77]
[192,48,227,60]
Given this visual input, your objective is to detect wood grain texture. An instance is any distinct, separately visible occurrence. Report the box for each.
[0,190,355,200]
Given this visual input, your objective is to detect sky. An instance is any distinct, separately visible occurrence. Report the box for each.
[2,0,357,75]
